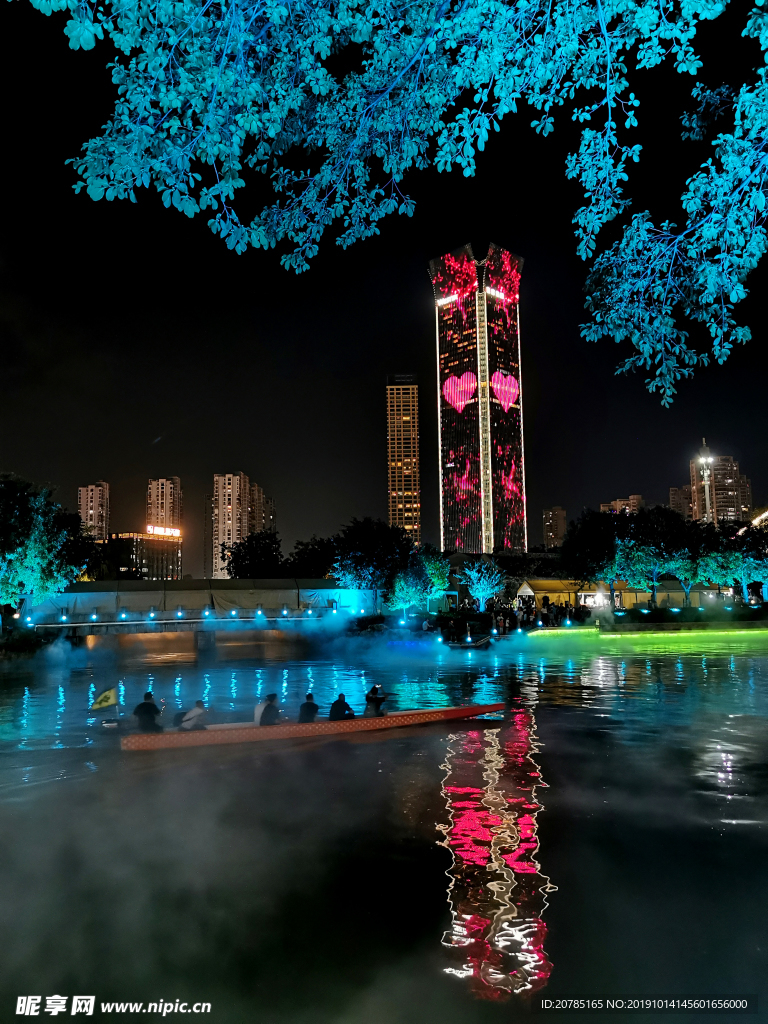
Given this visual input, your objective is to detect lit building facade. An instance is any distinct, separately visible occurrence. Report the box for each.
[208,472,276,578]
[77,481,110,540]
[690,439,752,524]
[386,374,421,542]
[251,483,277,534]
[113,531,182,580]
[429,243,527,554]
[599,494,645,514]
[147,477,182,530]
[669,485,693,520]
[542,507,566,549]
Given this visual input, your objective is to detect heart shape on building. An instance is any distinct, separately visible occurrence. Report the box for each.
[491,371,519,412]
[443,372,477,413]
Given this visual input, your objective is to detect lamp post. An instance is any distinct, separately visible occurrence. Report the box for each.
[699,456,714,523]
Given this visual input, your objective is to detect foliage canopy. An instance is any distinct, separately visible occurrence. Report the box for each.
[332,517,413,595]
[25,0,768,400]
[0,477,90,606]
[457,559,507,608]
[563,506,768,605]
[225,530,284,577]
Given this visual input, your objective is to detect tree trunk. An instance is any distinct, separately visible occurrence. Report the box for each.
[609,580,615,609]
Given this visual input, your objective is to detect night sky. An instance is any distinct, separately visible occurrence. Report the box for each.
[2,1,766,576]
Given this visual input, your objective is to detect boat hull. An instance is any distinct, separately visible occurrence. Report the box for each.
[121,703,505,751]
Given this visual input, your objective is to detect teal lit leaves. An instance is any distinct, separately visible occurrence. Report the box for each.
[457,559,506,609]
[0,478,88,607]
[25,0,768,398]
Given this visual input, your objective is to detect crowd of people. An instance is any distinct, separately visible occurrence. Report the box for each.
[131,685,389,732]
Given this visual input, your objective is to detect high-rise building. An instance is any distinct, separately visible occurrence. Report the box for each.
[211,472,250,579]
[429,243,527,554]
[600,495,645,514]
[669,485,693,520]
[542,506,567,549]
[112,531,182,580]
[147,477,182,530]
[690,439,752,524]
[250,482,276,534]
[208,472,276,578]
[77,481,110,540]
[386,374,421,543]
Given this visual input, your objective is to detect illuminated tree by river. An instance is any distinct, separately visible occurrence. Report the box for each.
[26,0,768,401]
[0,478,87,607]
[458,560,506,609]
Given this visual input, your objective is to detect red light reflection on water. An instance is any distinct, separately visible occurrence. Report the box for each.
[437,715,555,1000]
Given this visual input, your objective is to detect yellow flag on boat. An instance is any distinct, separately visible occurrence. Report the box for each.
[91,688,118,711]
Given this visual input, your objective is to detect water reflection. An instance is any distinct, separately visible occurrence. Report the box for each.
[437,711,556,1000]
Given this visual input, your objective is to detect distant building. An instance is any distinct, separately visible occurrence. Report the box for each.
[669,484,693,520]
[112,531,182,580]
[542,507,567,549]
[77,481,110,540]
[386,374,421,543]
[208,472,276,579]
[429,242,527,554]
[251,482,276,534]
[147,477,182,530]
[600,495,645,514]
[690,439,752,524]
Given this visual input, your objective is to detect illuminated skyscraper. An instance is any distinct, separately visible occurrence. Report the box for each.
[429,243,527,554]
[147,477,182,530]
[208,472,276,578]
[77,481,110,541]
[386,374,421,542]
[211,472,249,579]
[669,485,693,520]
[250,482,277,534]
[542,507,566,549]
[690,439,752,524]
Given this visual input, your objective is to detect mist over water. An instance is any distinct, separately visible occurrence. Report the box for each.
[1,634,767,1022]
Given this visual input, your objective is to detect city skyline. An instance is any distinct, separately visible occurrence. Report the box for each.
[65,432,764,577]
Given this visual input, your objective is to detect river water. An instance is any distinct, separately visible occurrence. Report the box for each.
[0,632,766,1022]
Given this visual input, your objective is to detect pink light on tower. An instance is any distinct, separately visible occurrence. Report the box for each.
[429,243,527,554]
[437,714,555,1000]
